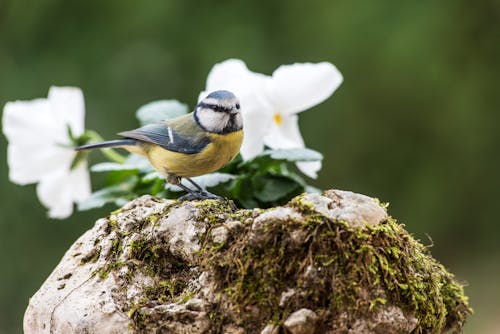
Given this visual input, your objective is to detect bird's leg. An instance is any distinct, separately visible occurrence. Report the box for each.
[168,173,222,201]
[185,178,204,192]
[182,177,223,200]
[167,174,203,200]
[176,177,235,208]
[176,182,200,198]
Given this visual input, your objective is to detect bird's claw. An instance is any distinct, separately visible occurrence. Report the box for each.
[179,190,224,201]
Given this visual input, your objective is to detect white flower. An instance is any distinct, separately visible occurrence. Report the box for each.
[201,59,343,178]
[2,86,91,219]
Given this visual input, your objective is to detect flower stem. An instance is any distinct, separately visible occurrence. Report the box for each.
[86,130,126,164]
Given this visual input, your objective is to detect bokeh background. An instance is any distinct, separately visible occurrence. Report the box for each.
[0,0,498,332]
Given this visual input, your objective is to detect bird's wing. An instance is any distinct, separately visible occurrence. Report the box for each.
[118,114,211,154]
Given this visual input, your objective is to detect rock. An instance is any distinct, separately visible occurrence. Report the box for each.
[347,306,418,334]
[23,190,472,334]
[224,220,242,231]
[304,190,387,227]
[154,203,206,263]
[23,221,131,334]
[210,226,229,244]
[250,207,302,246]
[252,207,302,230]
[223,325,246,334]
[261,324,279,334]
[183,298,204,311]
[283,308,318,334]
[279,288,296,307]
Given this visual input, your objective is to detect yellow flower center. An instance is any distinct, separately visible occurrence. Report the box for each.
[273,113,282,126]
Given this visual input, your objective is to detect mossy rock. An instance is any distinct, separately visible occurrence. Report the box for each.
[24,190,471,334]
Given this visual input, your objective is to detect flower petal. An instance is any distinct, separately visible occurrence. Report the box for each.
[268,62,343,115]
[202,59,274,159]
[2,99,59,144]
[239,111,271,160]
[296,161,322,179]
[263,114,322,178]
[204,59,267,94]
[7,144,73,184]
[36,163,91,219]
[48,86,85,136]
[2,98,74,184]
[71,163,92,203]
[36,169,75,219]
[263,114,305,150]
[202,59,272,116]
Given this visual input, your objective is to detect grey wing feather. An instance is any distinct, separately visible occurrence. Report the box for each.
[118,123,211,154]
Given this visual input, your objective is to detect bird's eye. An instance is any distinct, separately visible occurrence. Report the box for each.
[235,103,240,109]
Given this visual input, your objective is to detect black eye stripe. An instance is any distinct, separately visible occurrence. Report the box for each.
[198,101,239,113]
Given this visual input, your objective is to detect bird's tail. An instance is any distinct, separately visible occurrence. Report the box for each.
[75,139,137,151]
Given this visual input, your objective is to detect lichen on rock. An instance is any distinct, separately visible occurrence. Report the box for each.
[24,190,472,334]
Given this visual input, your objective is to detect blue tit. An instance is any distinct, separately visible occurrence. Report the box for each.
[75,90,243,200]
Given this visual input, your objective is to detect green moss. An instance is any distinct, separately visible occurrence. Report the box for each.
[95,260,124,280]
[108,217,117,231]
[195,199,236,224]
[79,246,101,264]
[148,214,159,224]
[373,197,390,211]
[288,193,316,213]
[199,198,472,333]
[84,195,471,333]
[111,208,123,216]
[177,291,195,304]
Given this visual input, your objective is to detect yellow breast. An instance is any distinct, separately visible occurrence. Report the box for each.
[145,130,243,178]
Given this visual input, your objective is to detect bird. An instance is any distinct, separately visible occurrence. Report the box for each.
[75,90,243,200]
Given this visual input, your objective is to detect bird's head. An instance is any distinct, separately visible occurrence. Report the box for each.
[194,90,243,134]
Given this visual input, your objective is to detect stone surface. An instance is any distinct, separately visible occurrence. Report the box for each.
[279,288,296,307]
[23,190,471,334]
[260,324,279,334]
[23,219,132,334]
[210,226,229,244]
[283,308,318,334]
[308,189,388,227]
[347,306,418,334]
[154,203,206,262]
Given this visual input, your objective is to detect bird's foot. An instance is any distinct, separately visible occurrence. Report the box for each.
[178,190,224,201]
[199,191,224,200]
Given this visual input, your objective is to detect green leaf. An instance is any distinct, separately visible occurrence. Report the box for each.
[252,175,302,202]
[70,150,89,170]
[263,148,323,162]
[91,162,132,172]
[67,126,94,147]
[142,171,163,181]
[105,170,138,187]
[279,167,307,186]
[228,176,260,208]
[150,178,166,195]
[91,155,152,172]
[77,176,138,211]
[136,100,189,125]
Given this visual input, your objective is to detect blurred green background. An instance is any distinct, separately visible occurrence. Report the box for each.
[0,0,498,332]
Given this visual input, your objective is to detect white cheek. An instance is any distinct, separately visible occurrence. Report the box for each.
[198,109,229,132]
[235,113,243,128]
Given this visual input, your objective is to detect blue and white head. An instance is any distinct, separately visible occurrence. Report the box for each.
[194,90,243,134]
